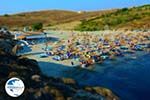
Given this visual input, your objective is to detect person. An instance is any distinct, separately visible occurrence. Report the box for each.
[71,61,74,66]
[68,40,70,43]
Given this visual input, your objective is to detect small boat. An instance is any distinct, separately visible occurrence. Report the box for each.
[39,53,49,58]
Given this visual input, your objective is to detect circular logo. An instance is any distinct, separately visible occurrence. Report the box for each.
[5,77,25,97]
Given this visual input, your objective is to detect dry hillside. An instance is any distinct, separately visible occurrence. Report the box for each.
[0,10,116,29]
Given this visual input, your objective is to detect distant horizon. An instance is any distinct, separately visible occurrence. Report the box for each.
[0,8,117,15]
[0,0,149,15]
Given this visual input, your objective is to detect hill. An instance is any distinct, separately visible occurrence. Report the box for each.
[75,4,150,31]
[0,4,149,31]
[0,10,116,30]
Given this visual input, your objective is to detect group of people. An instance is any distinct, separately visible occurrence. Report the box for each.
[45,31,150,68]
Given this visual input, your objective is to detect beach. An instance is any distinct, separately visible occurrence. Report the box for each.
[17,30,150,100]
[21,30,150,67]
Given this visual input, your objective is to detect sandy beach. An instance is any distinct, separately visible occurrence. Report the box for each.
[20,30,150,68]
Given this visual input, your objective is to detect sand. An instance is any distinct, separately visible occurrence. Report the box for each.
[23,30,150,67]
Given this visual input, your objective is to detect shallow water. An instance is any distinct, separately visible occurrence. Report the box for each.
[39,51,150,100]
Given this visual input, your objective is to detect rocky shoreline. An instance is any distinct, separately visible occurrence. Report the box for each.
[0,39,119,100]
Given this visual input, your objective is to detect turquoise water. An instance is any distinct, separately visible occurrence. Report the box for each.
[39,51,150,100]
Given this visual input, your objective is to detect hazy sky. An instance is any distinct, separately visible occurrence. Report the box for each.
[0,0,149,15]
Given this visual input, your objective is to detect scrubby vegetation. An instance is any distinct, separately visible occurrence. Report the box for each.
[32,23,43,31]
[0,10,115,29]
[3,14,9,17]
[0,5,149,31]
[75,5,150,31]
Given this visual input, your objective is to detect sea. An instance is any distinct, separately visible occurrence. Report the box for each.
[38,51,150,100]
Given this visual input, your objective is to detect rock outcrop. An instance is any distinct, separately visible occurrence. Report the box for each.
[0,28,14,39]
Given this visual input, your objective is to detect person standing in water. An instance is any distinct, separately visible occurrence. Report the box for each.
[71,61,74,66]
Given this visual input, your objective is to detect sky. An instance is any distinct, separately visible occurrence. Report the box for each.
[0,0,149,15]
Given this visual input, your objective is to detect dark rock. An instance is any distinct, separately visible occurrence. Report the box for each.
[0,64,12,78]
[72,90,104,100]
[0,29,14,40]
[31,75,41,82]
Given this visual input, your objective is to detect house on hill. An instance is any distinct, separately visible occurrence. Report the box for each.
[77,11,86,14]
